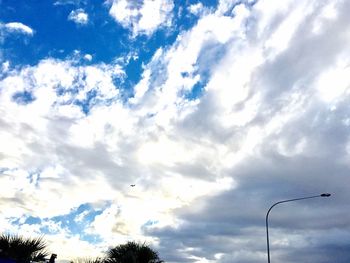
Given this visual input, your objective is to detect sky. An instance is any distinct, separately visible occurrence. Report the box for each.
[0,0,350,262]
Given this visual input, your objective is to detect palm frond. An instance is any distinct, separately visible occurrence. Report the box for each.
[0,233,49,262]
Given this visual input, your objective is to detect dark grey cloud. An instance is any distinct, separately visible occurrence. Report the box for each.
[280,244,350,263]
[149,151,349,262]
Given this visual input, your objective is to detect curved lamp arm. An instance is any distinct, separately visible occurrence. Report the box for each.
[266,193,331,263]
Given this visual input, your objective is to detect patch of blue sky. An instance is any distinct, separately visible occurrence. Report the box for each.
[193,0,219,9]
[80,233,103,244]
[0,0,130,65]
[24,216,41,225]
[12,91,36,105]
[31,204,103,243]
[38,203,104,242]
[184,81,206,101]
[39,224,61,236]
[184,41,228,101]
[8,217,21,225]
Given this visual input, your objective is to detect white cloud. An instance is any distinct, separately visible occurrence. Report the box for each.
[68,9,89,25]
[47,233,105,259]
[2,22,34,35]
[2,0,350,262]
[188,2,204,16]
[83,54,92,61]
[1,61,10,74]
[316,64,350,103]
[108,0,174,36]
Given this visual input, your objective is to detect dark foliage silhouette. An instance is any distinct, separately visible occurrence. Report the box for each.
[0,234,48,262]
[71,257,103,263]
[105,241,163,263]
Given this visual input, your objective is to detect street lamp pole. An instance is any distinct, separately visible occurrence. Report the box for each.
[266,193,331,263]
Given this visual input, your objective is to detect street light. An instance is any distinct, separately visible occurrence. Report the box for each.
[266,193,331,263]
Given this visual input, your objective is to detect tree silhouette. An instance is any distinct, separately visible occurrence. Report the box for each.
[105,241,163,263]
[71,257,103,263]
[0,234,48,262]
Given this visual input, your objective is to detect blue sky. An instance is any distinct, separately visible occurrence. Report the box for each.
[1,0,350,262]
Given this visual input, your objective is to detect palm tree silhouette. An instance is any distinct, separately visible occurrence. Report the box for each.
[105,241,163,263]
[0,234,48,263]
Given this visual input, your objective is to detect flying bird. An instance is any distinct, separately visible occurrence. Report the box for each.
[130,184,135,187]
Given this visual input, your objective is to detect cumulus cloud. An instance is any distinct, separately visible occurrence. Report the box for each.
[107,0,174,36]
[68,9,89,25]
[1,0,350,262]
[0,54,231,258]
[1,22,34,35]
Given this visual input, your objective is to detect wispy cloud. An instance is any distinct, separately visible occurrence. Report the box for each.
[54,0,86,6]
